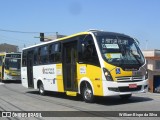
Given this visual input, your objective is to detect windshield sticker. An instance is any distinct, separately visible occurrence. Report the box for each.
[56,69,62,75]
[10,59,18,62]
[105,53,121,59]
[111,53,121,58]
[116,68,121,74]
[106,54,111,58]
[102,44,119,49]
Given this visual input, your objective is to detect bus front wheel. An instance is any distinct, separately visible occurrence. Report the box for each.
[82,84,94,103]
[39,82,45,95]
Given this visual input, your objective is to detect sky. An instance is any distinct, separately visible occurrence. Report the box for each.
[0,0,160,51]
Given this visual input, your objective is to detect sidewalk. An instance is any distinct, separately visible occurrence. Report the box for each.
[0,82,4,85]
[147,92,160,96]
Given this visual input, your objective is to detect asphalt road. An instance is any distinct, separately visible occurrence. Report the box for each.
[0,81,160,120]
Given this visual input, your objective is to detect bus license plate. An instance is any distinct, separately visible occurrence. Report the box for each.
[129,84,137,88]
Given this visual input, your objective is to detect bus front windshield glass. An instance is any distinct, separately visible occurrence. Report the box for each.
[5,58,21,70]
[96,35,145,69]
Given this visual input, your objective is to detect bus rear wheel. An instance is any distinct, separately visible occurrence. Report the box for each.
[39,82,45,95]
[120,94,132,99]
[82,84,94,103]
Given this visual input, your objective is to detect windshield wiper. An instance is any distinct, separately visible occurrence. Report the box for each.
[130,51,141,66]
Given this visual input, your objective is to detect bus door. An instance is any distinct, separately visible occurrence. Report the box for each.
[2,63,4,80]
[63,41,78,91]
[27,51,34,88]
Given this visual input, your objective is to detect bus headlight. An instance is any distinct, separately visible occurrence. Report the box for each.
[103,68,113,81]
[145,70,148,80]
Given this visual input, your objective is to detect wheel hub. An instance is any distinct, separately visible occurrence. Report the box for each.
[40,86,44,93]
[84,88,92,100]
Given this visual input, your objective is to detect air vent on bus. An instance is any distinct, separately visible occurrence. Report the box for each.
[116,76,144,82]
[88,29,103,32]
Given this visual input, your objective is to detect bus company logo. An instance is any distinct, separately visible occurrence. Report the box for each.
[116,68,121,74]
[2,112,11,117]
[42,67,55,74]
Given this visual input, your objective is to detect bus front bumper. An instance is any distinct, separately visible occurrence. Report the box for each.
[102,80,148,96]
[4,74,21,80]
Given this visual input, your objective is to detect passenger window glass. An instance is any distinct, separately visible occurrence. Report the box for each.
[49,43,61,63]
[40,46,48,64]
[34,48,38,65]
[80,35,99,65]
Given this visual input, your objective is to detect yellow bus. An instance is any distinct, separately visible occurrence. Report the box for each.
[0,52,21,81]
[21,30,148,102]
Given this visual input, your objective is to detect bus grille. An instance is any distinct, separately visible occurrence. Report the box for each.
[116,76,144,82]
[119,85,142,92]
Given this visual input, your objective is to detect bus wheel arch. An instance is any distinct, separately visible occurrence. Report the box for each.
[80,81,94,103]
[37,80,45,95]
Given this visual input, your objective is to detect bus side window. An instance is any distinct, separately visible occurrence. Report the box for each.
[40,46,48,64]
[54,43,61,62]
[34,48,38,65]
[79,35,100,65]
[49,44,55,63]
[49,43,61,63]
[38,48,41,64]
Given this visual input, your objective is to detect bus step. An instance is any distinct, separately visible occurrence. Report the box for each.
[66,91,77,96]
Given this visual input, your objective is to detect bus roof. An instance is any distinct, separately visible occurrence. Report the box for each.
[23,31,90,50]
[22,30,132,50]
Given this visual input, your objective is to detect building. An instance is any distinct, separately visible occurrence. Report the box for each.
[143,50,160,93]
[0,43,18,52]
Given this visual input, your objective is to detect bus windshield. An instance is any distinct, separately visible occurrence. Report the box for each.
[5,58,21,70]
[96,35,145,70]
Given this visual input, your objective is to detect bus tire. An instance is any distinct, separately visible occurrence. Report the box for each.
[82,83,94,103]
[39,82,45,96]
[120,94,132,99]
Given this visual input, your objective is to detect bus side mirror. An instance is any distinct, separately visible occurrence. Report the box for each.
[78,43,85,63]
[82,43,85,53]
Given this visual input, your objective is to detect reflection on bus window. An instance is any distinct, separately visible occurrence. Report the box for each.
[97,35,145,67]
[49,43,61,63]
[80,35,99,65]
